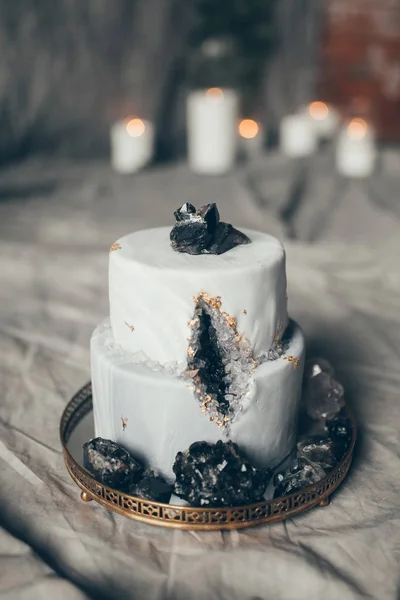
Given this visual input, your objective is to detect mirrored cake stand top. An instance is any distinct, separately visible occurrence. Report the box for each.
[60,382,356,531]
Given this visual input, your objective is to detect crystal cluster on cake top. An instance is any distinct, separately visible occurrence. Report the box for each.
[170,202,251,255]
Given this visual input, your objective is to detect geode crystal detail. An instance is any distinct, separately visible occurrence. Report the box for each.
[273,457,326,498]
[83,437,144,491]
[173,440,271,507]
[170,202,251,255]
[130,469,173,503]
[326,415,352,454]
[257,319,290,362]
[187,292,255,428]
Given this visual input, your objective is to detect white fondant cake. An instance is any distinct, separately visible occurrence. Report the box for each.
[91,225,305,480]
[109,228,288,365]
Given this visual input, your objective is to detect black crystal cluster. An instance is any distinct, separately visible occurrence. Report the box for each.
[273,457,326,498]
[83,437,143,490]
[297,427,349,472]
[83,437,173,502]
[170,202,251,255]
[173,440,271,506]
[132,469,173,503]
[273,412,352,498]
[272,357,353,498]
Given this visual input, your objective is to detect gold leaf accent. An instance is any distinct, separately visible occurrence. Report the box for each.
[186,369,199,378]
[124,321,135,332]
[121,417,128,431]
[283,355,300,369]
[110,242,121,252]
[193,292,222,310]
[223,313,237,329]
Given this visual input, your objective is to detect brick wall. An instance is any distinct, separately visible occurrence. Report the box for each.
[321,0,400,139]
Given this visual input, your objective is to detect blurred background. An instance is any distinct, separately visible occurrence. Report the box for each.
[1,0,400,158]
[0,0,399,249]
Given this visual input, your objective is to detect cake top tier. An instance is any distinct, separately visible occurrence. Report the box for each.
[112,227,284,273]
[109,226,288,366]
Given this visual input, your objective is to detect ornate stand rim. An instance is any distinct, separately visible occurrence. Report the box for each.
[60,382,357,531]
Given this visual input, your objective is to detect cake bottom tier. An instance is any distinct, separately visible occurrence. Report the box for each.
[91,319,305,482]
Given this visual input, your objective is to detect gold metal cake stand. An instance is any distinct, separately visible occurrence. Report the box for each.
[60,383,357,531]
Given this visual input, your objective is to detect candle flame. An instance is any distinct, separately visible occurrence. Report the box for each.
[125,117,146,137]
[308,101,329,121]
[206,87,224,99]
[347,118,368,140]
[238,119,259,139]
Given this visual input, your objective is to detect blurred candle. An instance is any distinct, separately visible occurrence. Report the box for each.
[335,118,376,178]
[307,101,339,138]
[238,118,264,157]
[187,88,239,174]
[111,117,154,173]
[280,113,317,157]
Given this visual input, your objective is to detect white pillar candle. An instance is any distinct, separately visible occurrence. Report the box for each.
[307,101,340,138]
[187,88,239,174]
[280,113,317,158]
[238,119,264,158]
[335,118,376,178]
[110,117,154,173]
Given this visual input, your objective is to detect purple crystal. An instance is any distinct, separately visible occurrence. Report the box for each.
[130,469,173,503]
[273,457,326,498]
[304,372,345,420]
[304,357,334,380]
[83,437,144,491]
[170,202,251,255]
[173,440,271,506]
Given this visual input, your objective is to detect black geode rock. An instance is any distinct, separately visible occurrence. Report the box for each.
[188,308,230,416]
[130,469,173,503]
[273,457,326,498]
[174,202,196,221]
[170,202,251,255]
[297,436,341,472]
[326,415,352,453]
[173,440,271,507]
[83,437,144,491]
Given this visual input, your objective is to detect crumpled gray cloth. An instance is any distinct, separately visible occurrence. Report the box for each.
[0,159,399,600]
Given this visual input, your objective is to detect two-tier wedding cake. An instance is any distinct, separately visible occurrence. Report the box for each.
[91,203,305,482]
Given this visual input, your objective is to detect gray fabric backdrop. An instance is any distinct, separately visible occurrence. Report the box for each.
[0,0,322,162]
[0,154,399,599]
